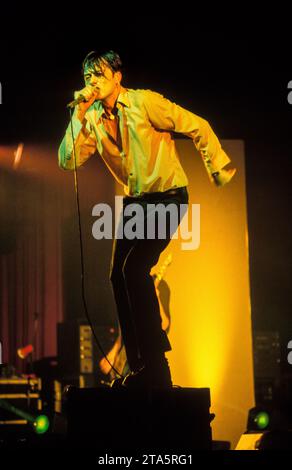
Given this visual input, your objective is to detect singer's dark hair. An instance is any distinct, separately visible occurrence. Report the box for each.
[82,50,122,75]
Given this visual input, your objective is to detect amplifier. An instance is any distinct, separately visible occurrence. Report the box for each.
[253,331,281,404]
[57,321,116,386]
[253,331,281,378]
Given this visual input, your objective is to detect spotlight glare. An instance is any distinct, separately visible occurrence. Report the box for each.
[255,411,270,430]
[33,415,50,434]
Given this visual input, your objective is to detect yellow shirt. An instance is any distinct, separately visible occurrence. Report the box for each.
[58,87,235,196]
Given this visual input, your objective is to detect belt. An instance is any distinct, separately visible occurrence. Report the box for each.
[124,186,188,203]
[162,187,187,197]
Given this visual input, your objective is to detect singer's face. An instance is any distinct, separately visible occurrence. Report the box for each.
[83,62,121,100]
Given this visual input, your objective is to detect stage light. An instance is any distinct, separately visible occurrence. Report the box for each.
[33,414,50,434]
[17,344,33,359]
[13,143,24,169]
[0,398,50,434]
[254,411,270,430]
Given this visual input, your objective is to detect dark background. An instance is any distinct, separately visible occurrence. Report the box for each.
[0,13,291,371]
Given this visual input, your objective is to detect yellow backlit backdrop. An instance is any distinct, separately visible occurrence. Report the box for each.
[116,139,254,449]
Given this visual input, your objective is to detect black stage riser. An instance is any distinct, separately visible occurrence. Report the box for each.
[65,386,212,451]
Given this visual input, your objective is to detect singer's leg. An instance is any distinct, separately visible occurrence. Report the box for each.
[109,235,142,372]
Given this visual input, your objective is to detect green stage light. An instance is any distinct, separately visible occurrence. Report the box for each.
[0,398,50,434]
[254,411,270,430]
[33,415,50,434]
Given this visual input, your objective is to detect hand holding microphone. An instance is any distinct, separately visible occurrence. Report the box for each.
[67,85,99,120]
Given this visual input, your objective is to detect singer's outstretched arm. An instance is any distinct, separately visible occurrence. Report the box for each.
[142,90,236,186]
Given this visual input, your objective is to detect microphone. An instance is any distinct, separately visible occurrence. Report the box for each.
[66,94,86,109]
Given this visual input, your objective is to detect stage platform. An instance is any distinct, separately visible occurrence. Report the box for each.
[64,386,213,451]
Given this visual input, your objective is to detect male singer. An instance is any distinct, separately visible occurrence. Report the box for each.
[59,50,236,388]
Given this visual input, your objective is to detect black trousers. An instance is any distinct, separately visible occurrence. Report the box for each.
[109,186,189,371]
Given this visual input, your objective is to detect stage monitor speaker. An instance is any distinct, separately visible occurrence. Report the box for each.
[235,432,263,450]
[235,430,292,451]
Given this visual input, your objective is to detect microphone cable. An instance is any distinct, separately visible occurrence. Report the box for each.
[68,107,124,381]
